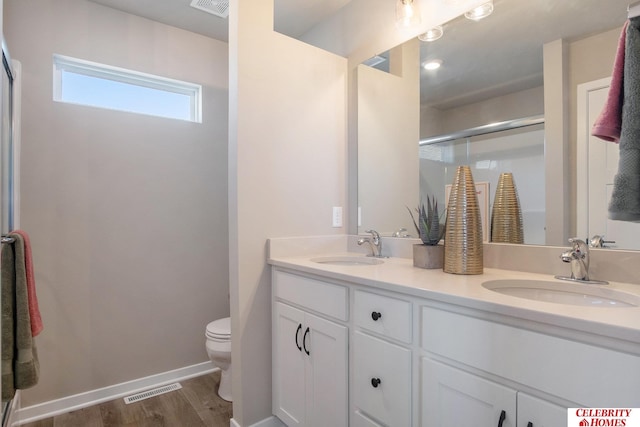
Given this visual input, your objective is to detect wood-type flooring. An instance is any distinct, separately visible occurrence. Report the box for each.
[20,371,232,427]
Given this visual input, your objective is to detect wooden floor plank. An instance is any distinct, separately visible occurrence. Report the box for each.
[99,396,150,426]
[181,372,233,425]
[20,372,232,427]
[147,387,206,427]
[52,405,103,427]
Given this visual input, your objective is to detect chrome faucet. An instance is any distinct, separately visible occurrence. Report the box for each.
[556,237,609,285]
[358,229,382,257]
[560,237,590,281]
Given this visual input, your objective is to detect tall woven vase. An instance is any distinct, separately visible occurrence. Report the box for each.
[490,172,524,244]
[444,166,483,274]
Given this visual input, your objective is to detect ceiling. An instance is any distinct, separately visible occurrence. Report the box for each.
[88,0,629,110]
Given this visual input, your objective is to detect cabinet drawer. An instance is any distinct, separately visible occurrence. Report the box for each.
[354,290,412,343]
[273,270,348,321]
[353,331,411,427]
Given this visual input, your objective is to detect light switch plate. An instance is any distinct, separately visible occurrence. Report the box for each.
[332,207,343,227]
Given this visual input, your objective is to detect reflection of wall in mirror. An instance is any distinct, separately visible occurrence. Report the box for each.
[357,40,420,236]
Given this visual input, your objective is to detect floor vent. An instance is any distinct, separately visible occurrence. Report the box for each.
[123,383,182,404]
[190,0,230,18]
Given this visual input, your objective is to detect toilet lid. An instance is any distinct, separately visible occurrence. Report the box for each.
[206,317,231,338]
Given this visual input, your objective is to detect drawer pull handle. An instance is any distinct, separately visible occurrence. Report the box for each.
[303,327,310,356]
[527,423,533,427]
[371,311,382,321]
[497,410,506,427]
[371,378,381,388]
[295,323,302,351]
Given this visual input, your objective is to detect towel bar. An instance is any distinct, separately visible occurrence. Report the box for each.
[1,235,15,244]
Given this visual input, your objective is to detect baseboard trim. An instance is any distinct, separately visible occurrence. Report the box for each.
[230,415,285,427]
[13,361,216,426]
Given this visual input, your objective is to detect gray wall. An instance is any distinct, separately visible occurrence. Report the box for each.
[5,0,229,406]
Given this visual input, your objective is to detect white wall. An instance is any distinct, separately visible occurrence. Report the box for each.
[4,0,229,406]
[229,1,347,424]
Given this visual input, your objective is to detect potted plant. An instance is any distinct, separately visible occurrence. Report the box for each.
[407,197,446,269]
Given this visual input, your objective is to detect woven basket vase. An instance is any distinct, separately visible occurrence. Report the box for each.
[444,166,484,274]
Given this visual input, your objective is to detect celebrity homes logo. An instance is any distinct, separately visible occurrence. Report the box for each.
[568,408,640,426]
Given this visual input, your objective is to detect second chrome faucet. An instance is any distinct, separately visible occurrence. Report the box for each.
[556,237,608,285]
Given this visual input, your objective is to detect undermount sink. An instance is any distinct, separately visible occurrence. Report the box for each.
[310,256,384,266]
[482,279,640,308]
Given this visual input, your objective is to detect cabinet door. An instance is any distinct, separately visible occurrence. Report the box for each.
[421,358,516,427]
[354,331,412,427]
[273,302,306,426]
[517,393,567,427]
[305,312,348,427]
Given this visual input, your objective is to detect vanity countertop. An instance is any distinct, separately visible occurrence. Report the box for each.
[268,248,640,347]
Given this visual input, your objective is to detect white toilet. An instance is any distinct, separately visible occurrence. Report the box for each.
[205,317,232,401]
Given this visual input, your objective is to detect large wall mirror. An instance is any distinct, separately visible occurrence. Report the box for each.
[356,0,639,250]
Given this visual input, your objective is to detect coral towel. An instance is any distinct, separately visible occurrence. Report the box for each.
[591,21,628,143]
[10,230,43,336]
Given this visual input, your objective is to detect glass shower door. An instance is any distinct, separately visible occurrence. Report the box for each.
[0,46,14,236]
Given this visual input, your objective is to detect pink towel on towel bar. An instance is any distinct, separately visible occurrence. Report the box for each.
[10,230,43,337]
[592,21,628,143]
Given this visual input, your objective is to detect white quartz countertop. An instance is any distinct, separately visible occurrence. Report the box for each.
[268,251,640,347]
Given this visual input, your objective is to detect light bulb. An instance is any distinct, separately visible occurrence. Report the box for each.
[423,60,442,71]
[464,1,494,21]
[418,26,444,42]
[396,0,422,29]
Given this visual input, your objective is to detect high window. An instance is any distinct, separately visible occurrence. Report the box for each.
[53,54,202,123]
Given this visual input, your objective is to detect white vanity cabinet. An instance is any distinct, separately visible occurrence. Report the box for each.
[272,271,349,427]
[352,290,413,427]
[270,256,640,427]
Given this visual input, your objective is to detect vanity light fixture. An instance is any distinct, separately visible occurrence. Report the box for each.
[464,1,494,21]
[396,0,422,29]
[423,59,442,70]
[418,25,444,42]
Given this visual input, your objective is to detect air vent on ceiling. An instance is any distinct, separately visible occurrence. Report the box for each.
[190,0,230,18]
[363,55,387,68]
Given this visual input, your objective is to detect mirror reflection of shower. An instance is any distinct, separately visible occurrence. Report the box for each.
[419,117,545,245]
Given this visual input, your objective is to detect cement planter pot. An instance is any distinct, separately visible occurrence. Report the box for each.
[413,244,444,269]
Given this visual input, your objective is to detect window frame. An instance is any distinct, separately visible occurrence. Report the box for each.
[53,54,202,123]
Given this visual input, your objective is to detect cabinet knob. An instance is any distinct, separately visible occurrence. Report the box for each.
[497,410,506,427]
[527,423,533,427]
[370,377,381,388]
[371,311,382,321]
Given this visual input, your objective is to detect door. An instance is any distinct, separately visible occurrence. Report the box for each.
[273,302,306,426]
[577,78,640,250]
[421,358,516,427]
[517,392,568,427]
[273,302,348,427]
[305,312,348,427]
